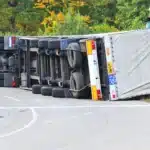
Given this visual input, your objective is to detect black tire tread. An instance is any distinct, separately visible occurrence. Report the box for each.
[67,50,82,69]
[32,84,42,94]
[52,87,65,98]
[70,71,85,98]
[41,86,52,96]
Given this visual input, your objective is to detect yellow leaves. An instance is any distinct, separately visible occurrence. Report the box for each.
[35,0,86,10]
[16,23,22,28]
[36,0,88,34]
[35,0,58,8]
[35,0,53,4]
[45,26,53,32]
[41,11,64,34]
[57,12,65,22]
[49,11,56,18]
[49,0,55,5]
[70,0,86,8]
[42,11,65,25]
[52,21,57,28]
[41,17,50,25]
[34,3,46,8]
[82,16,91,24]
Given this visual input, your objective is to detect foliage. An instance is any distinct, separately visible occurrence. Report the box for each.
[0,0,150,35]
[115,0,150,30]
[85,0,117,25]
[54,11,90,35]
[34,0,89,35]
[14,0,43,35]
[0,0,13,32]
[90,24,119,33]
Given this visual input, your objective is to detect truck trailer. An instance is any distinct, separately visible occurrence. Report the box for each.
[1,29,150,101]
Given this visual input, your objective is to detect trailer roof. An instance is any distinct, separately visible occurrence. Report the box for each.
[17,29,149,40]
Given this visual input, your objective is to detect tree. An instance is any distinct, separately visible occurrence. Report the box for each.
[35,0,90,35]
[81,0,117,25]
[7,0,44,35]
[115,0,150,30]
[0,0,13,32]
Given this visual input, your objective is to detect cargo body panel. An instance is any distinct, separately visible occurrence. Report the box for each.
[106,29,150,100]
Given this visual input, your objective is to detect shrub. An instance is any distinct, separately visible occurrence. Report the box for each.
[53,12,90,35]
[90,24,119,33]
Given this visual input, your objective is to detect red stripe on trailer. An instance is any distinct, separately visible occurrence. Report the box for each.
[97,89,102,99]
[91,40,96,50]
[12,37,16,46]
[86,40,102,100]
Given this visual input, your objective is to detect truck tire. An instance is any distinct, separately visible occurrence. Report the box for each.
[70,71,85,98]
[32,84,42,94]
[52,87,65,98]
[64,88,73,98]
[67,50,82,69]
[41,86,52,96]
[67,43,82,69]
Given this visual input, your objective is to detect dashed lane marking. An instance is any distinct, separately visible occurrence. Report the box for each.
[4,96,20,102]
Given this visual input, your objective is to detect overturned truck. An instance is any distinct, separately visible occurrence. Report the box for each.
[15,36,109,100]
[2,29,150,101]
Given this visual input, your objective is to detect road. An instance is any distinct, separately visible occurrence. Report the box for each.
[0,88,150,150]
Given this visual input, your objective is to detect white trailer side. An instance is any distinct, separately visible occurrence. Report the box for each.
[104,29,150,100]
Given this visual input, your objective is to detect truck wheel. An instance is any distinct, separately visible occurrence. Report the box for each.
[67,46,82,69]
[32,84,42,94]
[70,71,85,98]
[64,88,73,98]
[41,86,52,96]
[52,87,65,98]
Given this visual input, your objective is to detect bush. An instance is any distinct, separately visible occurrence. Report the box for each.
[0,31,24,36]
[53,11,90,35]
[90,24,119,33]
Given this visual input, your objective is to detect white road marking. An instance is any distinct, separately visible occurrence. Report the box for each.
[0,108,38,138]
[4,96,20,102]
[0,104,149,109]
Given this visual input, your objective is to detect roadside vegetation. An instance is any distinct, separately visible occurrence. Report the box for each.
[0,0,150,35]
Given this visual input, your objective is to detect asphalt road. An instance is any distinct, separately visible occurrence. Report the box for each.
[0,88,150,150]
